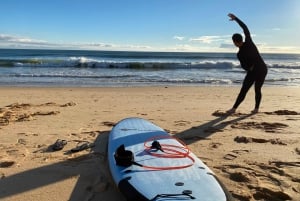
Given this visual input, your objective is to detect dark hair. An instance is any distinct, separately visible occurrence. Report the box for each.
[232,33,243,43]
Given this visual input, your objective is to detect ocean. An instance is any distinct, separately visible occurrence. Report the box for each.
[0,48,299,87]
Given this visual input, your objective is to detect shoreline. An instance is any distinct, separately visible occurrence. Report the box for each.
[0,83,300,88]
[0,86,299,201]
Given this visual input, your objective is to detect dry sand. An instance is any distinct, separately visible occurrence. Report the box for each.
[0,86,299,201]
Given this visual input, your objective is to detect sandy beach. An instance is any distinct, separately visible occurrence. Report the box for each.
[0,86,299,201]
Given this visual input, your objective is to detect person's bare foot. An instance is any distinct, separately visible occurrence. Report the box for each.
[251,108,259,114]
[226,108,236,114]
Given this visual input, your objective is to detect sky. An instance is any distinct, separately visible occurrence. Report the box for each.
[0,0,299,53]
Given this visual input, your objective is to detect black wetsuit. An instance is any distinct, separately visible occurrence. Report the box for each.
[233,17,268,109]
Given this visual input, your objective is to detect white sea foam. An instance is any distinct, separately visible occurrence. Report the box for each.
[0,49,299,86]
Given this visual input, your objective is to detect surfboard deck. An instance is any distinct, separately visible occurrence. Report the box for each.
[108,117,233,201]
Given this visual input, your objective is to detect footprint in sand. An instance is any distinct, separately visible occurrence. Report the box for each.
[234,136,287,145]
[265,110,300,115]
[174,120,191,127]
[265,110,300,121]
[223,149,250,160]
[252,187,292,201]
[269,161,300,168]
[209,142,222,149]
[0,102,70,127]
[60,102,76,107]
[17,138,27,145]
[32,111,60,116]
[231,121,288,132]
[101,121,115,127]
[5,103,32,110]
[223,153,238,160]
[216,163,294,201]
[212,110,228,116]
[80,131,101,138]
[212,110,245,117]
[229,171,251,182]
[0,118,9,126]
[5,146,28,158]
[0,161,15,168]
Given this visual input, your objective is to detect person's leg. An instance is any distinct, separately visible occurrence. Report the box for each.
[254,81,263,110]
[232,73,254,109]
[253,70,267,111]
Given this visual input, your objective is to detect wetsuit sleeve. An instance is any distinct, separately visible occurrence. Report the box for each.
[235,17,251,43]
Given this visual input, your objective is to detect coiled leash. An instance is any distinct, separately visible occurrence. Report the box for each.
[114,135,195,170]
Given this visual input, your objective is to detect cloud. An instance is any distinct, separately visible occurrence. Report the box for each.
[123,44,152,50]
[81,43,151,50]
[0,33,152,51]
[219,43,234,49]
[256,43,300,53]
[0,34,48,45]
[190,35,230,44]
[173,35,185,41]
[272,28,281,31]
[2,33,298,53]
[80,42,114,48]
[219,41,300,53]
[0,34,14,41]
[168,44,198,52]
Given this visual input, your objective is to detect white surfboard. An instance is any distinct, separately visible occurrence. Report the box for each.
[108,117,233,201]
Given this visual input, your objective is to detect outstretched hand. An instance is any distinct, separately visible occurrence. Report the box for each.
[228,13,237,21]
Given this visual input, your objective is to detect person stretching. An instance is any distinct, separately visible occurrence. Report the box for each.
[227,13,268,114]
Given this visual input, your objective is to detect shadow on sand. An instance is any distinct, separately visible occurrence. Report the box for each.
[0,113,254,201]
[0,131,121,201]
[174,112,255,145]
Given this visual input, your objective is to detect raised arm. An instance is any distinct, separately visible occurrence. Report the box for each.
[228,13,251,42]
